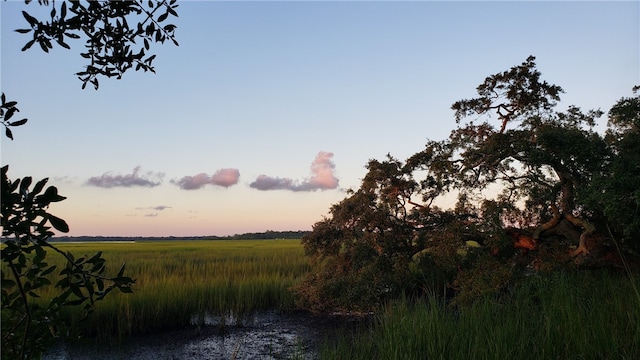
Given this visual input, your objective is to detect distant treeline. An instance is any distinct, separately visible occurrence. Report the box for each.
[48,230,310,242]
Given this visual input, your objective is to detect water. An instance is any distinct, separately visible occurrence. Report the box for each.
[43,310,364,360]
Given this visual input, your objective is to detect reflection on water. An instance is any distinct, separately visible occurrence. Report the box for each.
[43,310,363,360]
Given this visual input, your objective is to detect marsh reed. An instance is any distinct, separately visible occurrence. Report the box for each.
[320,270,640,359]
[40,239,309,340]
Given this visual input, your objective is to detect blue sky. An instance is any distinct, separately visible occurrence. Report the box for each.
[1,1,638,237]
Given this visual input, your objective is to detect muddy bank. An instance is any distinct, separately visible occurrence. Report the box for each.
[43,310,368,360]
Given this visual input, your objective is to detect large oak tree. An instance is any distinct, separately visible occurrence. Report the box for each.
[297,57,639,312]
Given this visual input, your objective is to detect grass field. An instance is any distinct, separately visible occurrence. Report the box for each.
[321,270,640,359]
[39,239,309,340]
[6,239,640,358]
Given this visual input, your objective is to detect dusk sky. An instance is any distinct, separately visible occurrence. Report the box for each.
[1,1,638,237]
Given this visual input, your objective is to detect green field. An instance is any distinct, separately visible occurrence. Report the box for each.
[7,239,640,358]
[321,270,640,360]
[39,239,309,340]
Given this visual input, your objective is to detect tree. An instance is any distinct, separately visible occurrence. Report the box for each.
[1,1,178,358]
[296,57,640,313]
[447,55,607,256]
[296,156,425,312]
[586,87,640,249]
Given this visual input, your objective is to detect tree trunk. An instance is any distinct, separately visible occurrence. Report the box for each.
[564,213,596,256]
[533,204,561,240]
[536,171,597,256]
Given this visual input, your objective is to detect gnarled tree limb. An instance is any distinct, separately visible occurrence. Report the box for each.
[533,203,561,240]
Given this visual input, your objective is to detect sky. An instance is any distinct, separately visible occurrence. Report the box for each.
[1,1,638,237]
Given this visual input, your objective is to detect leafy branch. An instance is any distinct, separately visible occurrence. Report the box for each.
[16,0,179,89]
[1,164,135,360]
[0,93,28,140]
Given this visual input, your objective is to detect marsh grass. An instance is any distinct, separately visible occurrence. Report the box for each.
[321,270,640,360]
[36,239,309,340]
[9,239,639,357]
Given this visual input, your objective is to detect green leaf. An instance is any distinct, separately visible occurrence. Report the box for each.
[91,261,105,274]
[5,127,13,140]
[70,284,85,298]
[56,39,71,49]
[41,265,57,276]
[33,245,46,263]
[21,39,35,51]
[56,277,69,287]
[4,108,15,120]
[19,176,32,195]
[39,40,50,53]
[22,11,38,27]
[32,177,48,196]
[61,1,67,18]
[42,186,67,202]
[14,29,31,34]
[1,279,16,288]
[96,278,104,291]
[47,214,69,233]
[87,251,103,264]
[9,119,28,127]
[118,285,133,294]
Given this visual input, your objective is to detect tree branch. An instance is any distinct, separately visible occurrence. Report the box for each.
[533,203,561,240]
[7,257,32,360]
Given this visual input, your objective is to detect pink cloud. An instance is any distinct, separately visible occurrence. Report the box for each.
[173,168,240,190]
[250,151,339,192]
[299,151,340,191]
[174,173,210,190]
[211,168,241,187]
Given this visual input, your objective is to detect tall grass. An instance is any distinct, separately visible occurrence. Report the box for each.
[321,270,640,359]
[36,240,309,340]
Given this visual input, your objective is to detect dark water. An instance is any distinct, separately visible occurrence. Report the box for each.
[43,310,365,360]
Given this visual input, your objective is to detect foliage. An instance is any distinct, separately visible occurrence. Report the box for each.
[587,87,640,245]
[2,1,179,358]
[321,271,640,360]
[0,94,28,140]
[1,166,135,359]
[15,0,179,89]
[297,56,640,313]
